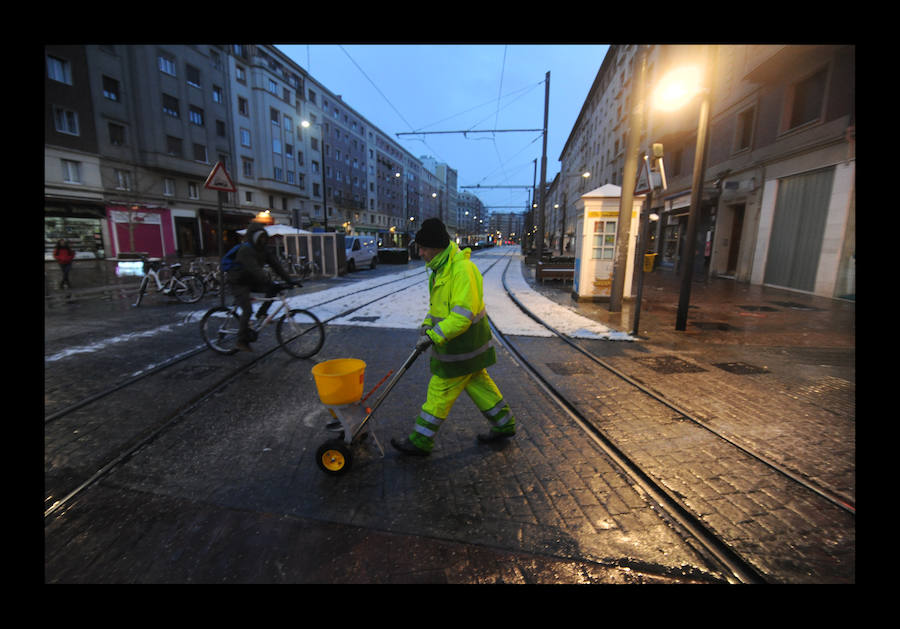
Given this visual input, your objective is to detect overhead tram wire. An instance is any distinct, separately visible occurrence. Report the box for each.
[338,45,447,163]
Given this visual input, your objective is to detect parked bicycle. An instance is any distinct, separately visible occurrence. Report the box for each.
[199,281,324,358]
[189,257,224,296]
[292,254,321,280]
[133,257,205,307]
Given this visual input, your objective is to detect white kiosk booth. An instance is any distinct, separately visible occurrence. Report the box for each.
[573,184,645,302]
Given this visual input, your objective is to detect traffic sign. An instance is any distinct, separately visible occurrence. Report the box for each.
[204,161,236,192]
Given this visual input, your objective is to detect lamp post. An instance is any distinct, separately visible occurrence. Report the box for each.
[651,46,717,331]
[559,171,590,255]
[301,119,328,231]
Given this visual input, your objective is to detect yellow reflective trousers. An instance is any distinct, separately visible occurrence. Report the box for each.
[408,369,515,452]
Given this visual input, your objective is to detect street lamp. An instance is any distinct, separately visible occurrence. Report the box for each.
[558,170,591,255]
[652,46,717,331]
[301,119,328,231]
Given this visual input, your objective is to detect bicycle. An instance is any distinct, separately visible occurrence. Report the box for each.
[189,257,224,296]
[133,257,205,307]
[199,281,325,358]
[293,254,321,280]
[278,252,320,280]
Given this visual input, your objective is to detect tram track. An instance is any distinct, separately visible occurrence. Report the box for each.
[43,268,440,518]
[479,253,852,583]
[45,249,852,582]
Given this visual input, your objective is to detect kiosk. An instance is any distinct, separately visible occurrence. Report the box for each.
[573,184,645,302]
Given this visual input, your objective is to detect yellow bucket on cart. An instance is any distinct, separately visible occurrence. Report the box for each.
[311,358,366,405]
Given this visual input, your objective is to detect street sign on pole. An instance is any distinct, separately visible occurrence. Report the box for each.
[204,162,234,307]
[204,161,236,193]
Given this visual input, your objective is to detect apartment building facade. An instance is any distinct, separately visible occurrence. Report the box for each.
[550,44,855,300]
[44,44,461,261]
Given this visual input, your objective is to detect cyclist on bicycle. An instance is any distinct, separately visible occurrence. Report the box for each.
[226,221,299,352]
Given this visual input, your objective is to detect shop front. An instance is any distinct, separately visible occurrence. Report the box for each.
[106,205,176,259]
[199,209,256,257]
[45,202,106,260]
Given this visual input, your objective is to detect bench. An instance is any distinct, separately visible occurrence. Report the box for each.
[536,260,575,284]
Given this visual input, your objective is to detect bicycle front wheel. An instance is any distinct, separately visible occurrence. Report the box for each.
[276,309,325,358]
[173,274,205,303]
[200,306,241,355]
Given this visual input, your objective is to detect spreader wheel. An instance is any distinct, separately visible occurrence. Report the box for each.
[316,439,352,475]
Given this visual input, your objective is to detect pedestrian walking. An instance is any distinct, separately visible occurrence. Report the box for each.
[53,239,75,289]
[391,218,516,456]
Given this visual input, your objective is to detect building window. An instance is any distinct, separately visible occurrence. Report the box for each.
[270,107,280,126]
[158,54,177,76]
[734,106,755,152]
[245,190,253,204]
[47,55,72,84]
[268,79,278,94]
[238,97,249,116]
[162,94,179,118]
[164,178,175,196]
[166,135,183,157]
[61,159,81,184]
[274,166,283,181]
[186,64,201,88]
[189,182,199,199]
[115,169,132,190]
[787,67,828,130]
[213,85,223,103]
[236,65,246,82]
[193,143,207,162]
[102,76,120,101]
[53,106,79,135]
[240,128,251,147]
[108,122,125,146]
[189,106,204,126]
[242,158,254,178]
[216,120,226,137]
[273,138,281,155]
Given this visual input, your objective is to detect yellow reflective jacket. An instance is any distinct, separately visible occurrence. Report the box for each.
[421,242,496,378]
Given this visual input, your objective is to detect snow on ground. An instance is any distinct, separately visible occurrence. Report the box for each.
[311,247,632,341]
[46,247,630,363]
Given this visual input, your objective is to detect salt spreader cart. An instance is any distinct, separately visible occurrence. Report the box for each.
[311,348,422,475]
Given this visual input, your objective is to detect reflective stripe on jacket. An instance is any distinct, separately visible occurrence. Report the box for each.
[421,242,496,378]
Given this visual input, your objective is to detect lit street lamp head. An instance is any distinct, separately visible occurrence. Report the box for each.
[653,65,704,112]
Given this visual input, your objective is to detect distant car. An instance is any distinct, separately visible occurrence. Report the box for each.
[345,235,378,272]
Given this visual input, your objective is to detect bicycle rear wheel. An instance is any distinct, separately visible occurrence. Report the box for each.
[276,309,325,358]
[173,274,205,303]
[200,306,241,355]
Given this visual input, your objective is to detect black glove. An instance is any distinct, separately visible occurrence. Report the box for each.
[415,334,433,352]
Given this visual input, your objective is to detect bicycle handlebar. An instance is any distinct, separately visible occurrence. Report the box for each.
[272,280,302,292]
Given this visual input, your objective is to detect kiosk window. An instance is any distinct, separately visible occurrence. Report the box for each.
[592,220,616,259]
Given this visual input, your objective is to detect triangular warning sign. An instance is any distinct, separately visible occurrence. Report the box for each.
[634,158,661,196]
[635,158,651,195]
[204,161,236,192]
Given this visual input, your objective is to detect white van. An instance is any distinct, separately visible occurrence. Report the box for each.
[345,235,378,271]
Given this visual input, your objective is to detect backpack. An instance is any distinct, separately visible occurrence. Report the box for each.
[221,243,248,273]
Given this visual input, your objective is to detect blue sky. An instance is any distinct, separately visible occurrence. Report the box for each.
[276,44,609,214]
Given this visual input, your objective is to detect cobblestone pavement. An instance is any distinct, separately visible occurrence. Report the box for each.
[43,251,854,583]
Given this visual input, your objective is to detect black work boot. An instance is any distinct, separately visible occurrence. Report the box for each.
[477,430,515,443]
[391,437,430,456]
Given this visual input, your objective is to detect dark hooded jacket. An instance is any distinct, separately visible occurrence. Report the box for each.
[227,221,291,286]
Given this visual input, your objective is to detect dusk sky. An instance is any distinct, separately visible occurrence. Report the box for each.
[275,44,610,215]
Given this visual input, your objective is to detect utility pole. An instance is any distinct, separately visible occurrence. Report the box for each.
[536,71,550,263]
[676,45,717,331]
[610,47,647,312]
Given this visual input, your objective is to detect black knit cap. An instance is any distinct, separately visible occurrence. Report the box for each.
[414,218,450,249]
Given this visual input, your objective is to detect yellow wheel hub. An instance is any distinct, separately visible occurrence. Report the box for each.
[321,449,345,471]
